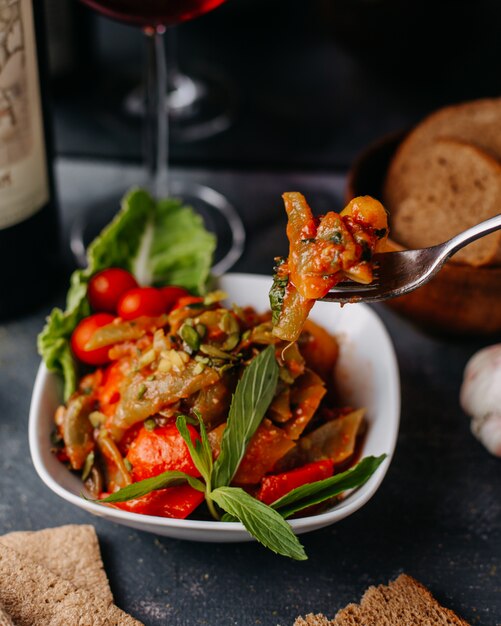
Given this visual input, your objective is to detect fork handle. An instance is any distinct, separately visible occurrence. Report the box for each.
[443,213,501,259]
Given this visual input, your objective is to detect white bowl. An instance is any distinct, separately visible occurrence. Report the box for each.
[29,273,400,543]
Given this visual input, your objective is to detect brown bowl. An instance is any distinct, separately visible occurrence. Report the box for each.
[347,132,501,335]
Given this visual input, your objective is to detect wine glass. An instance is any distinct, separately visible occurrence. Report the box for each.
[123,27,237,143]
[72,0,245,276]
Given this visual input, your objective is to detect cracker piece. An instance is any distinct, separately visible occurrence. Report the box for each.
[0,524,113,604]
[294,614,333,626]
[0,604,15,626]
[334,574,469,625]
[0,543,143,626]
[294,574,470,626]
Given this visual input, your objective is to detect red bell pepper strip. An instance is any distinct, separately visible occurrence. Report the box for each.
[105,485,204,519]
[126,421,202,481]
[96,360,130,412]
[256,459,334,505]
[172,296,204,310]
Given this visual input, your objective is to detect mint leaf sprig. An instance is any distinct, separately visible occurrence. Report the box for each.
[212,345,279,489]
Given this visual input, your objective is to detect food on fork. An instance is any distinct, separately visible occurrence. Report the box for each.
[270,193,388,342]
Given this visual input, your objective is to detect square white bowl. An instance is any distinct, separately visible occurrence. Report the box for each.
[29,273,400,542]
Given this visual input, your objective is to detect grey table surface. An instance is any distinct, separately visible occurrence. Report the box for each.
[1,160,500,625]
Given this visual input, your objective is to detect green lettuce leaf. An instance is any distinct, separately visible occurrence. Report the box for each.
[38,188,216,399]
[147,197,216,294]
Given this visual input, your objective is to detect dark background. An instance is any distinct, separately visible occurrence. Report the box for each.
[46,0,501,170]
[3,2,500,625]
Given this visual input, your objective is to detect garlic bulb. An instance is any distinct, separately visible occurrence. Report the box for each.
[460,344,501,457]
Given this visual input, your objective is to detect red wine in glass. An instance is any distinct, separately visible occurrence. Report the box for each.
[80,0,226,28]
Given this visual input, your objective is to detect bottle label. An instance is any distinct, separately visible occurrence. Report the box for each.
[0,0,49,230]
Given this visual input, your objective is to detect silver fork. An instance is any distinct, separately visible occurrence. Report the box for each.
[320,213,501,304]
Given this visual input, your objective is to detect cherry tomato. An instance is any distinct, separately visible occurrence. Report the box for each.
[88,268,138,313]
[172,296,204,311]
[71,313,115,366]
[117,287,165,320]
[159,286,190,312]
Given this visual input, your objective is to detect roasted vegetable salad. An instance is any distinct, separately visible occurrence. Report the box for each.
[39,189,386,559]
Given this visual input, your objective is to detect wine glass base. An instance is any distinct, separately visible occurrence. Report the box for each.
[123,66,237,143]
[70,182,245,277]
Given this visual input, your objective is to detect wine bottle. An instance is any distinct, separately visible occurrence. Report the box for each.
[0,0,60,320]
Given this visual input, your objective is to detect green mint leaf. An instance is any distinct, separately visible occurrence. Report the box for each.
[94,471,205,503]
[211,486,307,560]
[176,414,212,486]
[212,345,279,489]
[272,455,387,518]
[193,409,214,477]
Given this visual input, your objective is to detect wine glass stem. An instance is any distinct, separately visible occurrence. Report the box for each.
[144,27,169,198]
[166,27,180,89]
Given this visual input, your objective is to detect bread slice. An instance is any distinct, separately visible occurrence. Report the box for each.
[294,574,469,626]
[385,138,501,266]
[387,97,501,169]
[0,542,143,626]
[0,524,113,604]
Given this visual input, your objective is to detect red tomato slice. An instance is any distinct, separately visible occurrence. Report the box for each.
[71,313,115,366]
[126,422,202,481]
[88,268,138,313]
[117,287,166,320]
[160,286,190,312]
[105,485,204,519]
[256,459,334,505]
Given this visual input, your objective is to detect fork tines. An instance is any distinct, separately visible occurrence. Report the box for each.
[331,275,380,291]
